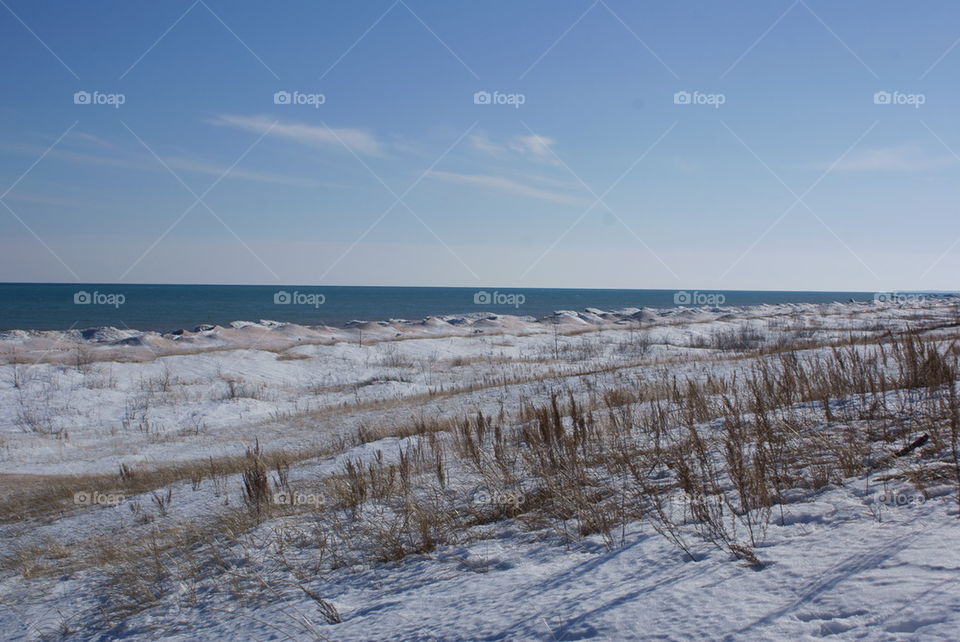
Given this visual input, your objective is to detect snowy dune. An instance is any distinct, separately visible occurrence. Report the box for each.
[1,299,945,476]
[1,297,959,640]
[0,300,901,363]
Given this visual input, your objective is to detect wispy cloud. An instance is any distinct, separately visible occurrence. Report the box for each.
[469,132,558,163]
[511,171,580,191]
[824,145,956,171]
[509,134,556,161]
[0,139,324,188]
[0,142,144,171]
[209,114,384,157]
[427,170,589,206]
[164,156,325,187]
[67,131,118,150]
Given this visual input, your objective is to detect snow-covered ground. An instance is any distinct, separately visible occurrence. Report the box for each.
[1,298,958,640]
[0,300,940,475]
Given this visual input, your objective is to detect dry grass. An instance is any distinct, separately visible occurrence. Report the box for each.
[5,307,960,634]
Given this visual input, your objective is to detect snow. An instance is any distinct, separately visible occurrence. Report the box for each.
[4,481,956,640]
[1,297,959,640]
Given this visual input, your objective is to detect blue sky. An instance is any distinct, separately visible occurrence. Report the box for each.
[1,0,958,291]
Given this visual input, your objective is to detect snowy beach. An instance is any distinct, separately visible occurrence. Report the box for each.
[2,297,959,639]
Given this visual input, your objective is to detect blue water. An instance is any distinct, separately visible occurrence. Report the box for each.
[0,283,880,332]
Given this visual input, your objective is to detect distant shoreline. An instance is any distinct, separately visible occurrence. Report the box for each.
[1,283,939,333]
[2,297,956,366]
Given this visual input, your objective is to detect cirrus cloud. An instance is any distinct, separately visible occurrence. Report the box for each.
[427,170,589,206]
[823,145,956,171]
[469,132,558,164]
[209,114,384,157]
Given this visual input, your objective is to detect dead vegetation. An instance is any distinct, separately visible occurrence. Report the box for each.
[3,305,960,634]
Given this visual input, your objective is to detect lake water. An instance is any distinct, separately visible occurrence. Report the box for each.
[0,283,883,331]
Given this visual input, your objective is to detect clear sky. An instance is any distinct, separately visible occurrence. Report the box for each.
[1,0,958,291]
